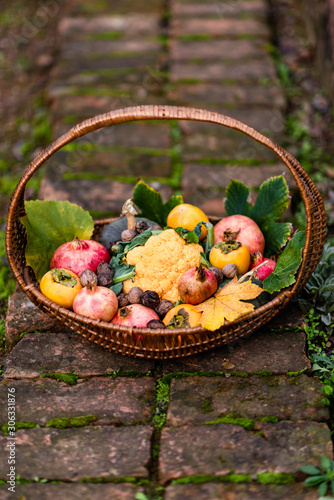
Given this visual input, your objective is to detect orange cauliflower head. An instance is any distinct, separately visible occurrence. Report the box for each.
[123,229,203,303]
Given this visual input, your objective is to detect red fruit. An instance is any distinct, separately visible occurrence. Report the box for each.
[177,266,218,305]
[51,237,110,277]
[250,252,276,280]
[73,283,118,321]
[111,304,159,328]
[214,215,265,255]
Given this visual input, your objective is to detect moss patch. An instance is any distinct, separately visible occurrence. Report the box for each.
[1,421,39,434]
[257,472,295,485]
[40,372,79,385]
[46,415,98,429]
[171,473,252,485]
[204,414,255,431]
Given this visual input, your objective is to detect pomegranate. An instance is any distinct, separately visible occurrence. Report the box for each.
[177,266,218,305]
[73,283,118,321]
[51,237,110,277]
[250,252,276,280]
[214,215,265,255]
[111,304,159,328]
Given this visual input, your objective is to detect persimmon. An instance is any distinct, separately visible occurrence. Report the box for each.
[40,268,82,309]
[163,303,202,328]
[209,241,250,276]
[167,204,209,241]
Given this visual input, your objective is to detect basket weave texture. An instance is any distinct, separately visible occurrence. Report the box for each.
[5,105,327,359]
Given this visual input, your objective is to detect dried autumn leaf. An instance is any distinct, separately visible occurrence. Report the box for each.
[193,276,263,331]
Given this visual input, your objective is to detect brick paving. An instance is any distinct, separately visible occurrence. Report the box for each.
[2,0,331,499]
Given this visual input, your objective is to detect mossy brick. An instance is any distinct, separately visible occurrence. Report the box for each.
[52,150,172,179]
[170,17,271,38]
[167,83,285,109]
[161,307,309,374]
[181,163,294,199]
[58,15,160,38]
[172,0,268,18]
[166,375,329,426]
[38,175,172,215]
[3,331,155,379]
[0,426,152,481]
[169,39,269,62]
[170,60,278,83]
[0,377,155,426]
[61,39,161,60]
[164,482,319,500]
[178,107,285,137]
[67,0,164,15]
[5,289,69,348]
[159,421,332,484]
[0,483,145,500]
[53,53,160,78]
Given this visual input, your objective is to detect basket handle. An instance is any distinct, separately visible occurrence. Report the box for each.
[6,105,326,289]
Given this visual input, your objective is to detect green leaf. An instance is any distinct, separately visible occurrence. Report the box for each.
[225,180,251,216]
[263,231,306,293]
[304,476,323,486]
[225,176,291,256]
[200,252,211,268]
[110,282,123,296]
[319,481,329,496]
[321,457,332,470]
[21,200,94,282]
[132,180,183,227]
[169,226,200,244]
[300,465,322,475]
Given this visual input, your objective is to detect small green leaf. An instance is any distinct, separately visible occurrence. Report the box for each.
[319,481,329,496]
[51,269,78,288]
[132,180,183,226]
[304,476,323,486]
[263,231,306,293]
[110,282,123,296]
[300,465,322,475]
[200,252,211,268]
[321,457,332,470]
[21,200,94,282]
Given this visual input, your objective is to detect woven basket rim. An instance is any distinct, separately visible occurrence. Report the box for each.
[5,105,327,356]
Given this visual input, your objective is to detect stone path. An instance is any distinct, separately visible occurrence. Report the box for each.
[2,0,331,499]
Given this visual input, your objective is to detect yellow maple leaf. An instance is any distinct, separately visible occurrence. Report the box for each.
[193,276,263,331]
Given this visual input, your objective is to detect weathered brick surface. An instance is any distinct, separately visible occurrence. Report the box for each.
[5,289,68,347]
[0,426,152,481]
[159,422,332,483]
[168,83,285,108]
[68,0,164,15]
[0,377,155,426]
[170,18,271,38]
[172,0,267,18]
[59,15,160,38]
[162,306,308,374]
[164,483,319,500]
[61,39,161,60]
[38,176,172,215]
[0,484,144,500]
[167,375,329,425]
[170,60,277,83]
[3,332,155,379]
[169,39,269,61]
[182,163,292,191]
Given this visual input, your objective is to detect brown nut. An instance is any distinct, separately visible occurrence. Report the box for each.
[128,286,144,304]
[97,262,113,276]
[97,272,114,287]
[118,293,129,308]
[80,269,98,287]
[155,299,174,319]
[141,290,160,309]
[209,266,224,283]
[147,319,166,329]
[222,263,238,279]
[136,220,149,233]
[121,229,138,242]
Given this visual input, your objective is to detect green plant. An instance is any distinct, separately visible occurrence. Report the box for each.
[301,457,334,496]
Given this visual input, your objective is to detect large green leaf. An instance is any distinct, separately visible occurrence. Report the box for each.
[132,180,183,227]
[263,231,306,293]
[225,176,291,256]
[21,200,94,281]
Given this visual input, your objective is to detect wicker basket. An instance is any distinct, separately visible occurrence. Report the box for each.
[5,105,327,359]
